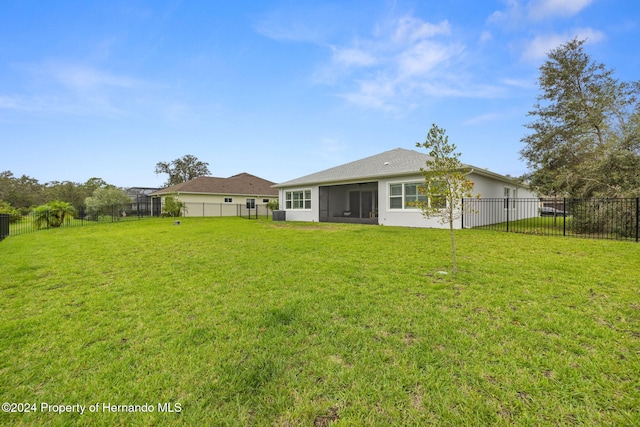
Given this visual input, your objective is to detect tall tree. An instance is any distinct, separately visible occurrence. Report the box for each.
[44,181,88,212]
[413,124,477,274]
[85,187,132,218]
[83,177,110,194]
[521,38,640,197]
[155,155,211,187]
[0,171,44,208]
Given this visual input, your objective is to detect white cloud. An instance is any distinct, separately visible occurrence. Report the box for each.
[0,61,157,116]
[397,41,459,77]
[488,0,593,26]
[464,112,506,125]
[487,0,524,26]
[500,77,536,89]
[43,62,147,91]
[521,28,605,61]
[331,47,378,67]
[319,16,487,110]
[263,11,510,111]
[340,77,397,110]
[0,93,120,115]
[0,95,32,111]
[254,19,322,43]
[392,16,451,43]
[480,31,493,43]
[528,0,593,20]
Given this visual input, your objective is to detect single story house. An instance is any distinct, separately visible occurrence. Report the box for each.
[149,173,278,217]
[124,187,160,215]
[273,148,536,229]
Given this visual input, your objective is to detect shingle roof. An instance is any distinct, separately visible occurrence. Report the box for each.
[274,147,525,188]
[274,148,443,187]
[151,173,278,196]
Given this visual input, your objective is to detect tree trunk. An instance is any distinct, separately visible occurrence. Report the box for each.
[449,217,457,274]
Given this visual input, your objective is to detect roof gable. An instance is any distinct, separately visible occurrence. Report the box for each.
[151,173,278,196]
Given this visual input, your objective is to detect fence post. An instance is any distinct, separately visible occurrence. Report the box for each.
[636,197,640,243]
[563,198,566,237]
[461,199,465,229]
[506,198,509,232]
[0,214,9,241]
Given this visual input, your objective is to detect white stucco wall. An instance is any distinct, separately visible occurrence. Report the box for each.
[277,171,535,229]
[174,193,274,204]
[463,172,538,227]
[470,172,535,199]
[278,187,319,222]
[157,193,275,217]
[377,175,451,228]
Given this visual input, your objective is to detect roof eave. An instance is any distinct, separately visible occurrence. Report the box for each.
[273,170,428,188]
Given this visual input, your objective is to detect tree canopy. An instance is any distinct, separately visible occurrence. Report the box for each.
[85,187,132,216]
[520,38,640,197]
[155,155,211,187]
[0,171,113,211]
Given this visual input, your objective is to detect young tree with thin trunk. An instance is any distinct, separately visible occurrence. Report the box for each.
[413,124,478,274]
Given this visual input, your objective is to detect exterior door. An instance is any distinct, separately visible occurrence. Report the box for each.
[349,191,361,217]
[361,191,373,218]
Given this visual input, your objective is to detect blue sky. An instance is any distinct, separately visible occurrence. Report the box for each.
[1,0,638,188]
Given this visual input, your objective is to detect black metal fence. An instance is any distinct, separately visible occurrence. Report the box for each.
[181,202,272,219]
[0,214,9,241]
[463,197,640,242]
[2,201,274,240]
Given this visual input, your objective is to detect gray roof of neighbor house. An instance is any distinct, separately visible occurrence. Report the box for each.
[150,173,278,196]
[274,147,522,188]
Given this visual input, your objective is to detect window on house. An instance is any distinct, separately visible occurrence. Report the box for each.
[389,182,427,209]
[429,181,447,209]
[224,197,233,203]
[504,187,516,209]
[246,198,256,209]
[389,184,403,209]
[263,199,269,203]
[285,190,311,209]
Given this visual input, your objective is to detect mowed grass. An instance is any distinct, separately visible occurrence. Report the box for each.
[1,217,639,426]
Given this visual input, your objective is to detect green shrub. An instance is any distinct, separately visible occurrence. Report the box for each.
[569,199,637,238]
[0,200,22,223]
[162,195,185,217]
[33,201,76,229]
[266,200,279,211]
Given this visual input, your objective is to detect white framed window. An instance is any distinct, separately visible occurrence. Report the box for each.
[262,199,270,203]
[224,197,233,203]
[246,198,256,209]
[285,189,311,210]
[389,182,427,209]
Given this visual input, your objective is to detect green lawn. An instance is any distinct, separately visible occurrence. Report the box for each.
[1,218,639,426]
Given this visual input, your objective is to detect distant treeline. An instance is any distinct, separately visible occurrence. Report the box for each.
[0,171,118,214]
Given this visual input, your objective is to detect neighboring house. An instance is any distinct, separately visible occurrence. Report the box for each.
[149,173,278,217]
[124,187,160,215]
[273,148,536,229]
